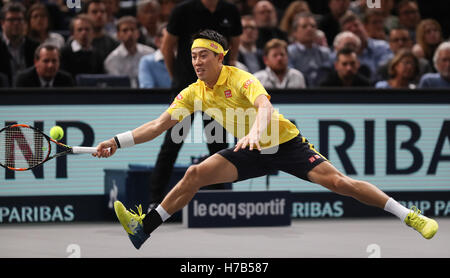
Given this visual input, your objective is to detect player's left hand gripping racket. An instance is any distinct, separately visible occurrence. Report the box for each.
[0,124,100,171]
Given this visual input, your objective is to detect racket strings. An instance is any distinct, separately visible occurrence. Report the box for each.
[0,127,47,169]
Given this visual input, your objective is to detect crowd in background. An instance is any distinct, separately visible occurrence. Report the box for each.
[1,0,450,89]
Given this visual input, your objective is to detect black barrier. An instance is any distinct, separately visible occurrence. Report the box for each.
[1,88,449,223]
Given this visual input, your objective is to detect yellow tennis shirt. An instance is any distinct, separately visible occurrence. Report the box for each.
[166,66,299,148]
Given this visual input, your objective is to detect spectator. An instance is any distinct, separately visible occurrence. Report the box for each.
[237,15,264,74]
[85,0,119,62]
[288,12,332,87]
[0,2,40,85]
[319,0,351,47]
[137,0,161,49]
[377,27,432,83]
[253,0,288,49]
[26,3,65,49]
[279,0,311,43]
[60,15,104,79]
[340,11,392,83]
[397,0,421,42]
[377,0,399,31]
[321,47,370,87]
[15,43,74,88]
[103,0,120,39]
[254,38,306,89]
[419,42,450,88]
[412,19,443,71]
[159,0,179,24]
[161,0,242,89]
[375,49,419,89]
[363,9,387,41]
[138,24,171,88]
[104,16,154,88]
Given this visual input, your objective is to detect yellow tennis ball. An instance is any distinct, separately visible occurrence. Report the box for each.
[50,126,64,140]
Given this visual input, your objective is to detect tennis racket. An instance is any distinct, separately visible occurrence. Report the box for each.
[0,124,99,171]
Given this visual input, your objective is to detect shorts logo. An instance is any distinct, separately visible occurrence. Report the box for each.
[243,79,254,89]
[224,89,232,98]
[309,154,321,163]
[176,94,183,100]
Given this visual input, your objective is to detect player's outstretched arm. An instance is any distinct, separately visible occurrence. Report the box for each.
[93,112,178,158]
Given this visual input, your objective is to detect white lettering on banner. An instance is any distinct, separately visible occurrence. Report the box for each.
[0,205,74,223]
[435,200,450,216]
[398,200,431,215]
[291,201,344,218]
[192,199,286,219]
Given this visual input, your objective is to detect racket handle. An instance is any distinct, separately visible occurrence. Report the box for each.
[71,146,99,154]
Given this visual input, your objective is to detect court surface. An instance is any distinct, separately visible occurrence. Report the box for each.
[1,217,449,258]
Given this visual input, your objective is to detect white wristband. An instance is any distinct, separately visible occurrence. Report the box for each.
[114,131,135,148]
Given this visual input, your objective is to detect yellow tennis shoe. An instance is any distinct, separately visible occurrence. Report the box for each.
[114,201,150,249]
[404,206,438,239]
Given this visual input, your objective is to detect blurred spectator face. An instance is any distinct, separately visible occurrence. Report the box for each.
[264,46,288,74]
[398,2,420,30]
[393,56,416,80]
[389,29,412,53]
[335,34,360,52]
[103,0,119,20]
[253,1,277,28]
[29,8,49,34]
[436,49,450,80]
[342,18,367,42]
[117,21,139,49]
[364,13,385,40]
[240,17,258,46]
[315,30,328,47]
[138,2,160,29]
[73,19,94,48]
[1,11,26,41]
[335,52,359,80]
[87,2,107,29]
[422,22,442,46]
[34,48,60,80]
[328,0,350,18]
[294,16,317,46]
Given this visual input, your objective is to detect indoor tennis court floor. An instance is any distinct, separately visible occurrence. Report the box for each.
[1,217,449,258]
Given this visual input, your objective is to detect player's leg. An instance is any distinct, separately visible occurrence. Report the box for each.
[307,161,438,239]
[114,153,238,249]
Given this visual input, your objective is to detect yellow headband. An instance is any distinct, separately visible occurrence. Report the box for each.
[191,38,229,56]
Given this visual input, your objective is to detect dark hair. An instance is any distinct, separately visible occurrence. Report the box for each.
[69,14,94,34]
[116,16,138,31]
[388,49,419,78]
[34,43,60,60]
[191,29,229,54]
[0,2,26,20]
[336,47,357,61]
[83,0,105,14]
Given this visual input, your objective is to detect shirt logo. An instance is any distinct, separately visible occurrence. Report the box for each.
[243,79,254,89]
[176,94,183,100]
[224,89,232,98]
[309,154,321,163]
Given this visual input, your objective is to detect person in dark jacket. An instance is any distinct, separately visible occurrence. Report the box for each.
[15,43,74,88]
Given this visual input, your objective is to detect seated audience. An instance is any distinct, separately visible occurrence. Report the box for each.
[60,15,104,79]
[137,0,162,49]
[319,0,351,47]
[15,43,74,87]
[375,49,419,89]
[363,9,387,41]
[253,1,288,49]
[104,16,154,88]
[26,3,65,49]
[238,15,264,74]
[397,0,421,42]
[320,47,371,87]
[0,2,40,85]
[419,42,450,88]
[412,19,443,72]
[279,0,311,43]
[138,24,172,88]
[377,27,431,83]
[288,12,331,87]
[254,38,306,89]
[339,11,392,82]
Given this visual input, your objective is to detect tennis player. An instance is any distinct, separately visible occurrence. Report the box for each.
[94,29,438,249]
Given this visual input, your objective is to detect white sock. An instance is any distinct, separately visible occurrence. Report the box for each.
[384,197,410,222]
[155,205,171,222]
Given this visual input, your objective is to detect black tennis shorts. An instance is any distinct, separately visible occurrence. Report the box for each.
[217,135,328,182]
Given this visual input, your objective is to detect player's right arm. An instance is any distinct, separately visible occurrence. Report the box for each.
[93,112,178,158]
